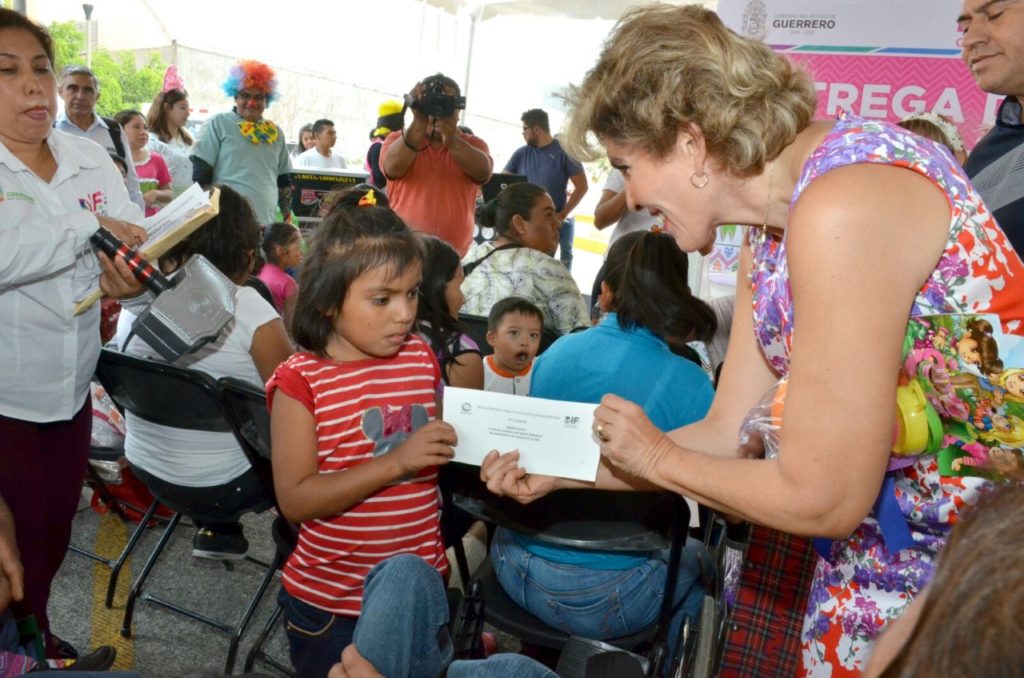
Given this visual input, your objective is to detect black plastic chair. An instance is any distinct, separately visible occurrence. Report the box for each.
[92,349,273,674]
[218,376,297,677]
[446,464,691,677]
[68,443,163,609]
[674,514,749,678]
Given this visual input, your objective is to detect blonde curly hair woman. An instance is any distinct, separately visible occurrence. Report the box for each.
[483,4,1024,675]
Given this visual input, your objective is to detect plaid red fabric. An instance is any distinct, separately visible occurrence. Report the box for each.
[719,527,819,677]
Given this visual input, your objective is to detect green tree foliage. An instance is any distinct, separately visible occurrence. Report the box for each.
[48,21,166,117]
[48,21,85,71]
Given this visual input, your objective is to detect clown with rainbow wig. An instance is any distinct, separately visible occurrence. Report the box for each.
[190,59,292,224]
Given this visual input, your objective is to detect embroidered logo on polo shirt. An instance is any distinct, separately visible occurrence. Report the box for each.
[78,191,106,213]
[1,190,35,205]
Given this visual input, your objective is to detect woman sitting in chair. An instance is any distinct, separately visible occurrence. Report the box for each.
[461,183,589,335]
[483,230,716,648]
[114,185,293,560]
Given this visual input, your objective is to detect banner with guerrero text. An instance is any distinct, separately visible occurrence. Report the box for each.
[716,0,1001,148]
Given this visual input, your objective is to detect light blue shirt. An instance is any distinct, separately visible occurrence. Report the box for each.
[516,313,715,568]
[55,112,145,210]
[190,110,291,225]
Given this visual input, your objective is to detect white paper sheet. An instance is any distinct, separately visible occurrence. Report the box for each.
[443,387,602,482]
[141,182,209,244]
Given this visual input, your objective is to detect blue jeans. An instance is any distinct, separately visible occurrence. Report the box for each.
[280,587,358,678]
[558,217,574,270]
[448,654,559,678]
[282,555,557,678]
[492,527,708,649]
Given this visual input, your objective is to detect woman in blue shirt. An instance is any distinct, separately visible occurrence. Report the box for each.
[485,229,717,646]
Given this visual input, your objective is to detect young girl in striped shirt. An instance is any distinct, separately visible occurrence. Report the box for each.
[267,201,458,677]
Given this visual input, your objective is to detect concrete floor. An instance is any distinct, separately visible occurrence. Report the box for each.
[51,491,508,677]
[52,498,290,677]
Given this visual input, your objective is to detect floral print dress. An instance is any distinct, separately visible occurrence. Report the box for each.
[460,242,590,335]
[749,112,1024,675]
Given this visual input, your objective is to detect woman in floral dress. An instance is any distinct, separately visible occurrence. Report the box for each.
[481,4,1024,676]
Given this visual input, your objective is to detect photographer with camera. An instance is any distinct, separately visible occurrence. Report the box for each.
[381,73,492,256]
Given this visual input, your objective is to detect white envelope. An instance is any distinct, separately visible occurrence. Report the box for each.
[443,387,602,482]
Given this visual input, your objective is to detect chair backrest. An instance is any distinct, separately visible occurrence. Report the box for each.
[458,314,492,357]
[444,463,688,553]
[218,376,276,507]
[94,349,230,433]
[218,377,271,460]
[447,463,691,663]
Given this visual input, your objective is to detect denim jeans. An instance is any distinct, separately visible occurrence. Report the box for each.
[558,217,575,270]
[281,554,557,678]
[491,527,709,648]
[449,654,559,678]
[353,555,453,677]
[279,586,358,678]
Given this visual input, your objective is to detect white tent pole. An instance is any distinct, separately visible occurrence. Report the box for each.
[461,4,483,122]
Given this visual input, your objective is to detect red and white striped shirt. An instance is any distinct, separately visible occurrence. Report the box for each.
[267,335,448,616]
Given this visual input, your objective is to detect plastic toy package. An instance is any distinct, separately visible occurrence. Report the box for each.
[737,378,786,461]
[90,382,126,483]
[737,314,1024,482]
[897,314,1024,481]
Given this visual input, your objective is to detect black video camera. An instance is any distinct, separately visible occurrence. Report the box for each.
[404,74,466,119]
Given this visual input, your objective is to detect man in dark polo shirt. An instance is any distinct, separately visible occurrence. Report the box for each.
[960,0,1024,255]
[504,109,588,269]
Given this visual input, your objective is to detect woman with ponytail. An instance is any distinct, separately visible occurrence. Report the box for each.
[460,182,588,334]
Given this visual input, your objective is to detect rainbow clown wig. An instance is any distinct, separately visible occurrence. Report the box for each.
[222,60,279,103]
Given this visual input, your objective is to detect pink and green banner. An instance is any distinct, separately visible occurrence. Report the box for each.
[717,0,1002,148]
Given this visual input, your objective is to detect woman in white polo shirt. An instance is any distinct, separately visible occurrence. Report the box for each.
[0,9,146,664]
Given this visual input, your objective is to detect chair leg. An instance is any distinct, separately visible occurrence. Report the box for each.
[121,512,181,638]
[689,594,718,678]
[243,597,284,673]
[450,531,473,592]
[105,499,161,608]
[224,551,283,674]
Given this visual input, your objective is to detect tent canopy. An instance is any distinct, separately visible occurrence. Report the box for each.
[425,0,715,21]
[424,0,716,112]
